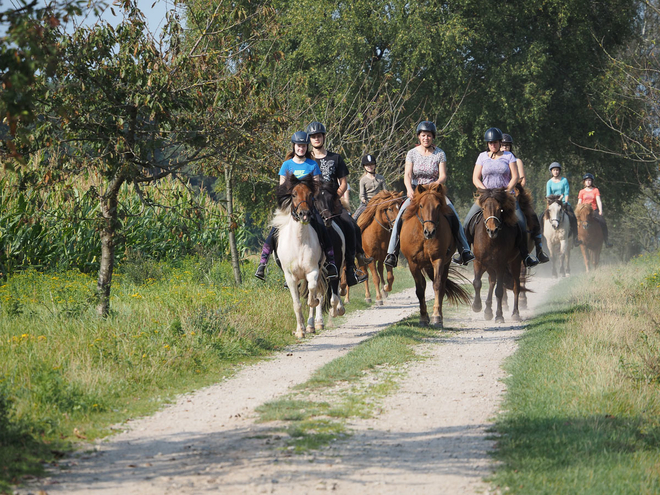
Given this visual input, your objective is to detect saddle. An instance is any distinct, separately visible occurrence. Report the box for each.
[466,210,483,240]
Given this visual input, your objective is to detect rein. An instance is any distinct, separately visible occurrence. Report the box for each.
[291,198,313,223]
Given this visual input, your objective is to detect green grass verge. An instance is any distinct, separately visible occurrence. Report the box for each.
[0,256,415,492]
[490,252,660,494]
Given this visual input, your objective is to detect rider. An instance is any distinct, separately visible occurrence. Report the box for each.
[463,127,549,267]
[545,162,580,247]
[577,172,613,247]
[500,133,525,187]
[352,153,388,221]
[306,121,372,286]
[254,131,339,281]
[383,121,475,268]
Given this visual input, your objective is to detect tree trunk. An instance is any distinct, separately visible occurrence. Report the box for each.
[225,165,242,285]
[96,177,124,317]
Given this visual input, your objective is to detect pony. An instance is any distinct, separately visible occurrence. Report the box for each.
[314,180,346,319]
[346,191,405,305]
[471,188,524,323]
[273,174,331,338]
[543,195,571,278]
[575,202,603,272]
[400,183,470,327]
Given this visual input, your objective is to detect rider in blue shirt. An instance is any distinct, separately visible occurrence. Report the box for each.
[545,162,580,246]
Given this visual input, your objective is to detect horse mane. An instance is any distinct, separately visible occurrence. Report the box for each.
[544,194,563,221]
[316,179,342,214]
[402,183,452,222]
[476,188,518,226]
[575,202,593,219]
[357,190,404,230]
[276,173,317,212]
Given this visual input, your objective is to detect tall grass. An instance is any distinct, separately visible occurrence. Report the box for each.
[491,252,660,494]
[0,171,250,276]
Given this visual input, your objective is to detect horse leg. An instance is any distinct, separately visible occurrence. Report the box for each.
[431,260,447,328]
[510,261,521,322]
[367,261,381,305]
[484,271,495,321]
[383,262,393,295]
[285,273,306,338]
[494,272,505,323]
[566,244,571,276]
[559,240,567,277]
[581,245,590,273]
[305,270,321,309]
[362,263,373,304]
[411,265,429,326]
[502,286,509,312]
[519,261,528,310]
[472,261,484,313]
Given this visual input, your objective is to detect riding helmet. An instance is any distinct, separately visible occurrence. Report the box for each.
[582,172,595,182]
[501,133,513,144]
[361,154,376,166]
[549,162,562,172]
[484,127,503,142]
[291,131,309,144]
[306,121,326,135]
[416,121,436,138]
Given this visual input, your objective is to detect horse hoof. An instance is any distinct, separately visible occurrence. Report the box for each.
[473,303,482,313]
[384,285,392,293]
[495,315,505,323]
[520,301,528,310]
[306,325,315,334]
[419,320,429,327]
[337,307,346,317]
[339,287,347,296]
[511,314,521,322]
[295,331,305,339]
[377,300,384,306]
[315,322,324,331]
[484,310,493,321]
[431,317,443,328]
[365,297,372,304]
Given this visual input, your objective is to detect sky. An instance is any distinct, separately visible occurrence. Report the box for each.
[77,0,180,37]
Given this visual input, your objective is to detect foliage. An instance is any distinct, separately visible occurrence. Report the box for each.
[0,171,243,276]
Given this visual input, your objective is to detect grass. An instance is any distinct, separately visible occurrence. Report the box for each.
[255,317,455,453]
[490,251,660,494]
[0,255,415,492]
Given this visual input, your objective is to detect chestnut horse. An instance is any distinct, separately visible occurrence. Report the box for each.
[350,191,405,305]
[575,203,603,272]
[471,188,523,323]
[273,174,335,338]
[400,183,470,327]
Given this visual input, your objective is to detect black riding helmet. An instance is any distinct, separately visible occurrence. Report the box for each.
[549,162,562,172]
[361,154,376,166]
[416,121,436,138]
[306,121,326,135]
[484,127,503,142]
[501,133,513,144]
[291,131,309,144]
[583,172,595,182]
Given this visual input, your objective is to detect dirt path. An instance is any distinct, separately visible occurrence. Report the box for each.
[25,273,557,495]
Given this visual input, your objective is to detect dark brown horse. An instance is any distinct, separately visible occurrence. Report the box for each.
[576,203,603,272]
[400,183,470,327]
[471,188,523,323]
[348,190,405,305]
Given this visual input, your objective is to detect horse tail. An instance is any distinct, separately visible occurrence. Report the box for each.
[503,268,533,293]
[320,271,332,314]
[445,267,472,305]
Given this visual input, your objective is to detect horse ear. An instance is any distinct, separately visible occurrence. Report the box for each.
[416,184,426,194]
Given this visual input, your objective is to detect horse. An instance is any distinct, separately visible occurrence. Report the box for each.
[575,202,603,272]
[315,180,347,319]
[273,174,333,338]
[471,188,524,323]
[400,183,470,327]
[543,195,571,278]
[345,191,405,305]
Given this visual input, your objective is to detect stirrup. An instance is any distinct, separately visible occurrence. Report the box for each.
[384,253,398,268]
[523,255,539,268]
[325,262,339,280]
[536,250,550,264]
[355,267,368,284]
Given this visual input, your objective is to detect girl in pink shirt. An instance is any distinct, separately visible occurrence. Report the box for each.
[577,173,612,247]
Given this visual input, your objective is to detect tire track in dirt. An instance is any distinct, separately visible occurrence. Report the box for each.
[22,274,558,494]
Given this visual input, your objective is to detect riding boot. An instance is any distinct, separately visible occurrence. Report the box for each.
[601,218,613,247]
[518,226,539,268]
[534,234,550,264]
[446,212,475,265]
[384,219,402,268]
[255,227,277,280]
[354,224,373,266]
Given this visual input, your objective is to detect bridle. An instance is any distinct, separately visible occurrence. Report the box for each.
[549,203,564,230]
[291,195,313,224]
[483,211,503,236]
[375,205,397,232]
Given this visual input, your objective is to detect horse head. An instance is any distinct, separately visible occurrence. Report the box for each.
[277,173,317,225]
[477,188,516,239]
[545,195,564,230]
[575,203,593,230]
[358,191,404,232]
[315,181,341,227]
[407,183,450,240]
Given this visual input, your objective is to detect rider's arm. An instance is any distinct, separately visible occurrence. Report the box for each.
[404,159,415,198]
[505,161,519,193]
[337,176,348,197]
[279,175,286,185]
[436,160,447,185]
[359,177,368,204]
[562,178,570,204]
[472,163,485,190]
[516,158,526,187]
[596,195,603,216]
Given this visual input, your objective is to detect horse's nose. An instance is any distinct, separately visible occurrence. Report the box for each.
[486,227,498,239]
[424,227,435,239]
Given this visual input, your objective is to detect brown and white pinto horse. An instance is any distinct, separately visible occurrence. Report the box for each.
[471,188,523,323]
[400,183,470,327]
[575,202,603,272]
[352,191,405,305]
